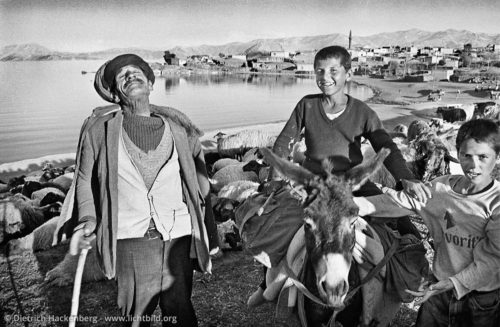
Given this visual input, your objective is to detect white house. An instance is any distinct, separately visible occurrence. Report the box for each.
[270,51,290,58]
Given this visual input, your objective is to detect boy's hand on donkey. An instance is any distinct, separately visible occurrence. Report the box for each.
[69,221,97,256]
[405,278,454,304]
[401,179,432,203]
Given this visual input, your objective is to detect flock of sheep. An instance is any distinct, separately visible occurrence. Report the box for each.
[0,100,499,289]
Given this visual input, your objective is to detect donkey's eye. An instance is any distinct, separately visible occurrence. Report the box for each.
[304,217,316,230]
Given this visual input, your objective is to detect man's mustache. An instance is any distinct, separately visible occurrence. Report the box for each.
[124,78,145,88]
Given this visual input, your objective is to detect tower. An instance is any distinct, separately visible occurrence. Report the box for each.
[348,30,352,50]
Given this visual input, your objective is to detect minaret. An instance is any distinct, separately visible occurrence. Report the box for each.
[348,30,352,50]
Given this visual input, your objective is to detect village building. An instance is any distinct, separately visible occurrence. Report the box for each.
[293,51,315,73]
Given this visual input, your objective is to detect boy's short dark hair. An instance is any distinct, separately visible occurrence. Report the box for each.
[456,119,500,154]
[314,46,351,71]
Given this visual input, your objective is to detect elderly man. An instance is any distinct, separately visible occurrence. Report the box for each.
[69,54,218,326]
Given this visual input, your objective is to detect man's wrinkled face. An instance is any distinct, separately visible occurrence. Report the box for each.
[113,65,152,102]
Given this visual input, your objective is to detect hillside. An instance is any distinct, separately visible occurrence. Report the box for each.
[2,28,500,61]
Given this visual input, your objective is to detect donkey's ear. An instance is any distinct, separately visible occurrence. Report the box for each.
[345,148,391,191]
[260,147,316,186]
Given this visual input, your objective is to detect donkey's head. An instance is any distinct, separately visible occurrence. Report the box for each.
[260,147,390,308]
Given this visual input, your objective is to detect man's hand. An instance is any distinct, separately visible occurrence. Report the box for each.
[69,221,96,256]
[405,278,454,304]
[401,179,432,203]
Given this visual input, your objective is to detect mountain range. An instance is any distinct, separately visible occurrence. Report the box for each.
[2,29,500,61]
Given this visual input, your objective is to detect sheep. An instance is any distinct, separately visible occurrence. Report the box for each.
[407,119,431,142]
[437,106,467,123]
[217,180,260,202]
[215,130,277,160]
[6,215,106,287]
[212,158,241,173]
[392,124,408,137]
[242,160,271,183]
[8,215,60,253]
[31,187,66,203]
[50,172,74,193]
[0,197,62,245]
[43,242,106,287]
[215,219,241,250]
[210,164,259,192]
[203,151,222,173]
[242,147,263,162]
[473,101,500,120]
[211,195,241,222]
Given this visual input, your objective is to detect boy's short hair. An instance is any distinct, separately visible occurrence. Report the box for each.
[456,119,500,154]
[314,46,352,71]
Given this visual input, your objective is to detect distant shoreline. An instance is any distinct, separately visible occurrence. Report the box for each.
[2,75,496,181]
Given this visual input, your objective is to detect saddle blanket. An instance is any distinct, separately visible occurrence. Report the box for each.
[260,217,389,326]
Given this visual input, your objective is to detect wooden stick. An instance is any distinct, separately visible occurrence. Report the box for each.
[69,248,89,327]
[257,191,275,216]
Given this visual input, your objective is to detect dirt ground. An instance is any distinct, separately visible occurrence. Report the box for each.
[1,243,422,327]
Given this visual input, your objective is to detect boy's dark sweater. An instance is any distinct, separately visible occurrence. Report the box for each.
[273,94,414,195]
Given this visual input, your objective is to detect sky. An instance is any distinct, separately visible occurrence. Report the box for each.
[1,0,499,52]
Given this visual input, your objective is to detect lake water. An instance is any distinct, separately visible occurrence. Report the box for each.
[0,60,373,164]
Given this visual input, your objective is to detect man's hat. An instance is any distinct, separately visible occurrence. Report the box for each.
[94,54,155,103]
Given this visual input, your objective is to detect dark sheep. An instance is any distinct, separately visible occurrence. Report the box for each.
[40,192,65,207]
[242,160,268,176]
[436,107,467,123]
[8,175,26,188]
[212,197,240,223]
[21,181,43,198]
[204,151,222,173]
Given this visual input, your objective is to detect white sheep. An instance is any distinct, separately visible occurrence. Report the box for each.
[8,215,59,253]
[210,165,259,192]
[215,130,277,160]
[212,158,241,173]
[1,197,61,244]
[217,180,260,202]
[7,217,107,287]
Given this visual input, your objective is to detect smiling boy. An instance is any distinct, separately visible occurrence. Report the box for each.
[248,45,429,309]
[271,45,429,198]
[355,119,500,327]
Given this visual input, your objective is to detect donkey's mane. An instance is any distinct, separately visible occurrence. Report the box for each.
[305,175,359,245]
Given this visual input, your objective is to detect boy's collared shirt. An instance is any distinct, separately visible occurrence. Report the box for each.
[355,175,500,299]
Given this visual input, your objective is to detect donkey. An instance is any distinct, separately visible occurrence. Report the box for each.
[260,147,397,327]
